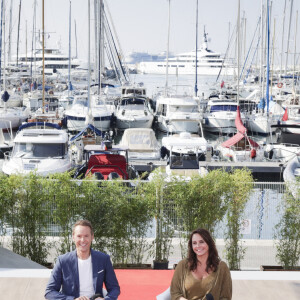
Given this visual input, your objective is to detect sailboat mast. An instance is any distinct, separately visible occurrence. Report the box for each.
[42,0,45,113]
[3,0,6,92]
[0,0,2,89]
[285,0,294,75]
[74,20,78,58]
[164,0,171,96]
[280,0,287,80]
[16,0,21,66]
[8,0,13,64]
[266,0,270,115]
[194,0,198,97]
[87,0,91,121]
[68,0,72,96]
[292,10,298,94]
[237,0,240,104]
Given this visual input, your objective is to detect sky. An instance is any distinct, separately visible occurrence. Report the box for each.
[6,0,300,64]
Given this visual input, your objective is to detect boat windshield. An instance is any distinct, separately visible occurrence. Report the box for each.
[73,97,88,107]
[120,98,146,106]
[170,154,199,169]
[12,143,67,158]
[210,105,237,112]
[169,105,199,113]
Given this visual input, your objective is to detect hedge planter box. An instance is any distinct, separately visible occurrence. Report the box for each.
[113,263,152,269]
[260,265,300,271]
[153,260,169,270]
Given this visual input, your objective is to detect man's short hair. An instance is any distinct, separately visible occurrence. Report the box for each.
[72,219,94,235]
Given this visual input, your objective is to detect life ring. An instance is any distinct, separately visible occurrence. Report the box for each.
[277,82,283,88]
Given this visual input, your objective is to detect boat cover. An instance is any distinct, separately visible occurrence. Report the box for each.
[120,128,159,151]
[86,153,128,179]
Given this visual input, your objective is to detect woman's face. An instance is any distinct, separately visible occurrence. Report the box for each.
[192,233,209,258]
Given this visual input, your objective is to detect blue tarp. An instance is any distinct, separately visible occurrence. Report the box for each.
[37,85,53,91]
[70,124,103,142]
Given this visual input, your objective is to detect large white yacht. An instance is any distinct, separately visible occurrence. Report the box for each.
[15,41,81,76]
[138,31,235,76]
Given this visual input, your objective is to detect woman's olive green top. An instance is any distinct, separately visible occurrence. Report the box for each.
[170,259,232,300]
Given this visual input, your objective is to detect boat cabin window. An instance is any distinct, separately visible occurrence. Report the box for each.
[210,105,237,112]
[122,88,145,95]
[170,154,199,169]
[12,143,67,158]
[120,98,145,106]
[169,105,198,113]
[73,98,88,107]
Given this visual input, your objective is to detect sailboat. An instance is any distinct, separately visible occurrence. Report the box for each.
[0,0,29,130]
[64,0,112,132]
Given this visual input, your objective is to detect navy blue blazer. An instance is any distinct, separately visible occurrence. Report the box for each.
[45,249,120,300]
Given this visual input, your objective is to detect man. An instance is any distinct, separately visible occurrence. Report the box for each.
[45,220,120,300]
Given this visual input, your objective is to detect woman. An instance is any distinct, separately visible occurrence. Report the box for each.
[170,228,232,300]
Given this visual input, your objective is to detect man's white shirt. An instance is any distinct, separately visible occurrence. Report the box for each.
[78,255,95,297]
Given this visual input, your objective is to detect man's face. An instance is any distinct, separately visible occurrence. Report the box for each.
[72,225,94,255]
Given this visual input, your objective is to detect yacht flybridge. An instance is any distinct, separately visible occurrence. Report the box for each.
[138,30,235,76]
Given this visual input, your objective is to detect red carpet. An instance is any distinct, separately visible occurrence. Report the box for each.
[115,269,174,300]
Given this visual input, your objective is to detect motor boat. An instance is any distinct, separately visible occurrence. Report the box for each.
[148,131,211,181]
[118,128,161,161]
[73,143,138,180]
[203,99,242,134]
[114,86,154,130]
[154,93,202,134]
[2,122,72,176]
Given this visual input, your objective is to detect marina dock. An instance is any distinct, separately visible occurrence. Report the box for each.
[131,159,284,181]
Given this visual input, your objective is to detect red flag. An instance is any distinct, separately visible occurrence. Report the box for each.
[282,108,288,121]
[221,81,225,88]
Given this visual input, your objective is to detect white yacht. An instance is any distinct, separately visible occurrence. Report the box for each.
[155,92,202,134]
[64,94,112,132]
[138,31,235,76]
[2,123,72,176]
[16,42,81,76]
[149,132,210,181]
[203,99,242,134]
[114,86,154,130]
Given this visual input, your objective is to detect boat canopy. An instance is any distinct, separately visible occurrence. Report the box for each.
[120,128,159,151]
[18,122,61,132]
[221,132,259,149]
[70,124,103,142]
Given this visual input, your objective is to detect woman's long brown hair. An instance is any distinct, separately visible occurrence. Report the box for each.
[187,228,220,272]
